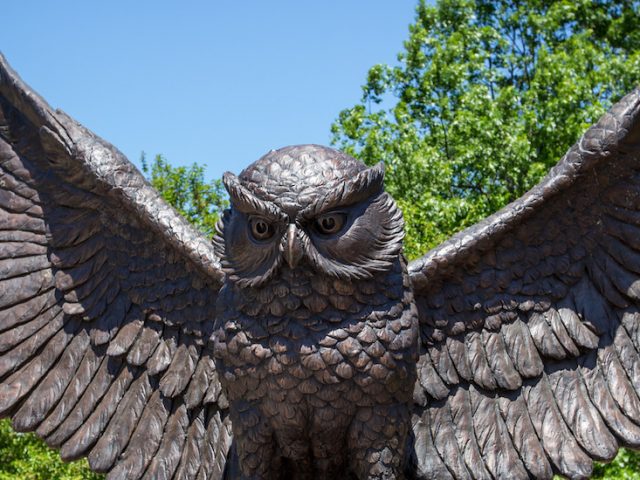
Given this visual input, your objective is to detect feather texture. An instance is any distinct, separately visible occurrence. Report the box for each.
[409,87,640,478]
[12,329,90,431]
[0,53,228,480]
[5,52,640,479]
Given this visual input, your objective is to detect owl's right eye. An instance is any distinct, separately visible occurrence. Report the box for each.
[249,217,275,241]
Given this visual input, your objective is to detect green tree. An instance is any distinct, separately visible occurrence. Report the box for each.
[593,449,640,479]
[332,0,640,259]
[141,153,228,237]
[0,419,101,480]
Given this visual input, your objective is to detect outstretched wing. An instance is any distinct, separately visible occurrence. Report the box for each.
[407,88,640,479]
[0,53,232,479]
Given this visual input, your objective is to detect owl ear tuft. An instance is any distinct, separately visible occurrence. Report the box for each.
[352,161,385,199]
[222,171,248,208]
[222,171,285,220]
[211,209,229,258]
[299,161,386,219]
[221,171,238,193]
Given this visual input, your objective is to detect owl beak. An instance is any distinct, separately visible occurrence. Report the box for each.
[284,224,303,268]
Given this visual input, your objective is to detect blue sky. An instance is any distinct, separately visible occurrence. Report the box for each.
[1,2,417,180]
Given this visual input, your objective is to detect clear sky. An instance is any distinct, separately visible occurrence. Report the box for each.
[1,2,417,180]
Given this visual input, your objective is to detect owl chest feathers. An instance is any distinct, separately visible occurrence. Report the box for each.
[212,264,419,408]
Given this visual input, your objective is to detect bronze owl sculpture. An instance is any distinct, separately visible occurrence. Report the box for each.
[2,52,640,480]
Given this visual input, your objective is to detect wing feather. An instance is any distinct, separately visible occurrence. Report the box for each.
[525,376,593,477]
[159,337,200,398]
[59,365,136,461]
[88,372,154,472]
[46,355,124,448]
[0,317,77,416]
[410,411,455,479]
[0,269,54,310]
[428,400,472,480]
[0,299,58,352]
[481,329,521,390]
[142,402,189,480]
[447,387,491,479]
[497,392,552,479]
[409,87,640,477]
[36,344,106,438]
[465,331,497,390]
[174,407,207,479]
[0,307,65,381]
[0,53,230,478]
[127,321,163,366]
[12,329,91,430]
[500,316,543,377]
[184,353,216,409]
[106,307,144,356]
[547,363,617,461]
[198,409,234,480]
[107,390,172,480]
[469,385,528,479]
[582,352,640,447]
[429,342,459,385]
[601,342,640,423]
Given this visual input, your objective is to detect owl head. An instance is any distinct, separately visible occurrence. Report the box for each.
[214,145,404,287]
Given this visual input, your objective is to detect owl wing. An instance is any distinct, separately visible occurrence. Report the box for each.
[0,54,233,479]
[407,87,640,479]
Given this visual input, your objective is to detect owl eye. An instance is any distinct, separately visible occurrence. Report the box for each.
[314,213,346,235]
[249,217,275,241]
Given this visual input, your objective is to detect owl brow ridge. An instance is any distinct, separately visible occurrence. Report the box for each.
[297,162,385,221]
[222,171,287,221]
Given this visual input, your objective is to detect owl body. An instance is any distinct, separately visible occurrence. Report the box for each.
[212,145,418,478]
[213,260,418,478]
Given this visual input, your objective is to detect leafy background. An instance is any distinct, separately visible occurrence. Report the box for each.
[2,0,640,478]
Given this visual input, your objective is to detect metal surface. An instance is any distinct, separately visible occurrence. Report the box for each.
[1,52,640,479]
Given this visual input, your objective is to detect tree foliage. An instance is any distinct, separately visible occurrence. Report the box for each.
[592,448,640,479]
[0,419,101,480]
[332,0,640,259]
[141,153,228,237]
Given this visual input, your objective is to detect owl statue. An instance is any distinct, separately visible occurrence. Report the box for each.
[2,52,640,480]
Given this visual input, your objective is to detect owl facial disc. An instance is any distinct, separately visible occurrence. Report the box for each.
[215,145,404,286]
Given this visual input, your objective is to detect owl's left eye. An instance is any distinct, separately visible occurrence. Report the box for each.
[249,217,275,241]
[314,213,346,235]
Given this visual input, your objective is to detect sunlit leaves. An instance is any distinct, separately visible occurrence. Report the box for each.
[141,153,228,238]
[0,419,101,480]
[332,0,640,259]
